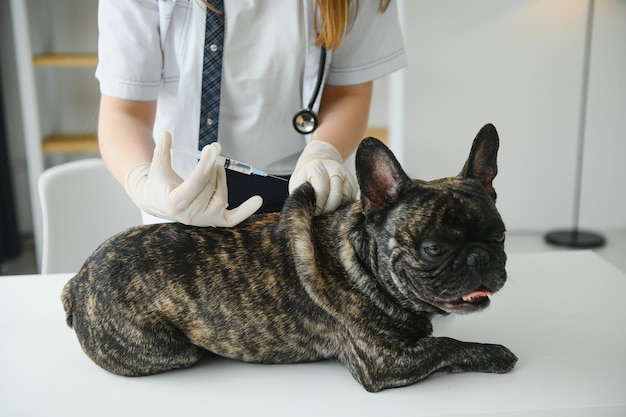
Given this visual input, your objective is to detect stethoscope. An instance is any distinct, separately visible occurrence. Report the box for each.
[292,46,327,135]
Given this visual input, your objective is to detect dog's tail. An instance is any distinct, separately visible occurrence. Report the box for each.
[61,279,75,328]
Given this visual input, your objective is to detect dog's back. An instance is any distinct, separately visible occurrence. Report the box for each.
[61,201,345,375]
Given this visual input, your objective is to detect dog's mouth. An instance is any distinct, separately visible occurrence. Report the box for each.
[462,287,492,303]
[435,287,492,314]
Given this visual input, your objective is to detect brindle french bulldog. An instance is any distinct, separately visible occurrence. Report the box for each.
[62,123,517,392]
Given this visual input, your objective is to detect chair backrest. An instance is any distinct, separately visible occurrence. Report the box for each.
[38,158,142,274]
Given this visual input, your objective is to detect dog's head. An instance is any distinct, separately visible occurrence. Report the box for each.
[355,124,506,315]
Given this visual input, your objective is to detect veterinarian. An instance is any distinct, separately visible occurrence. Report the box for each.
[96,0,405,226]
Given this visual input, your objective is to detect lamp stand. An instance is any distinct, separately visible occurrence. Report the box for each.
[545,0,605,249]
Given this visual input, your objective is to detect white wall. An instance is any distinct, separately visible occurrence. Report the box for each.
[3,0,625,235]
[391,0,626,231]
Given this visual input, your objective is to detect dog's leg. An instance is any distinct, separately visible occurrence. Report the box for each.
[70,308,206,376]
[341,336,517,392]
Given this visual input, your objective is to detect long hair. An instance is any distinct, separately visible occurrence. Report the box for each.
[202,1,392,51]
[315,0,391,51]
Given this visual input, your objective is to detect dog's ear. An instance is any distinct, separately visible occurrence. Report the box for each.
[459,123,500,200]
[356,137,413,217]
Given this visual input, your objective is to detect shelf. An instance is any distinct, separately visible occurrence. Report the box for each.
[33,54,98,67]
[364,126,388,143]
[42,133,99,153]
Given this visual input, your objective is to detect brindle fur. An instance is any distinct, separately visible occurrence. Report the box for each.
[62,124,517,392]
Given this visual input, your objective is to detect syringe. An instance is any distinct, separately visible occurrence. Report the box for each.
[171,145,288,182]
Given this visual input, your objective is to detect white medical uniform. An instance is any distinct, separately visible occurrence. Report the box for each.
[96,0,406,180]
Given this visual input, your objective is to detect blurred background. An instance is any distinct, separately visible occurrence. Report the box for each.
[1,0,624,273]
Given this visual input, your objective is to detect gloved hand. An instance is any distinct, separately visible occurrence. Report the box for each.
[289,140,358,215]
[124,131,263,227]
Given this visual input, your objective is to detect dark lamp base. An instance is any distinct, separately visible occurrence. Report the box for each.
[545,230,606,248]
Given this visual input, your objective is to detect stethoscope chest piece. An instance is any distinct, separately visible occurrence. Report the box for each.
[293,109,319,134]
[292,46,326,135]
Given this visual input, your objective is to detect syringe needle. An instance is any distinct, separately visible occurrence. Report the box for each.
[265,173,289,182]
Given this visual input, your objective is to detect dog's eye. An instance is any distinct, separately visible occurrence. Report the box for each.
[494,232,506,244]
[423,245,448,257]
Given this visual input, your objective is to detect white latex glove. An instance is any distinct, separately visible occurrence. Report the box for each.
[289,140,358,215]
[124,132,262,227]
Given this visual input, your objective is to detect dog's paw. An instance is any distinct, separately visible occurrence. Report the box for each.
[481,343,518,373]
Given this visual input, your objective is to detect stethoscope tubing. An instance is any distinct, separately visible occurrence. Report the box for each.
[308,46,326,111]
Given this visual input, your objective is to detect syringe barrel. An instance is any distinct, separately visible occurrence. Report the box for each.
[217,156,253,175]
[172,147,268,177]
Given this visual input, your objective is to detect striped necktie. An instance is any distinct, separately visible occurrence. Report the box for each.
[199,0,225,150]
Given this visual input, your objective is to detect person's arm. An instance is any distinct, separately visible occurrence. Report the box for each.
[289,82,372,214]
[98,95,157,185]
[98,95,262,226]
[313,81,373,159]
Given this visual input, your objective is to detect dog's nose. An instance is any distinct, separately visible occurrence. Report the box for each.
[467,251,489,269]
[467,253,480,267]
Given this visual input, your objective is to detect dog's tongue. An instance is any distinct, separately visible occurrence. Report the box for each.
[462,288,493,303]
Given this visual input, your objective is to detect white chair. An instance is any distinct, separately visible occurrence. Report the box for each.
[38,158,142,274]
